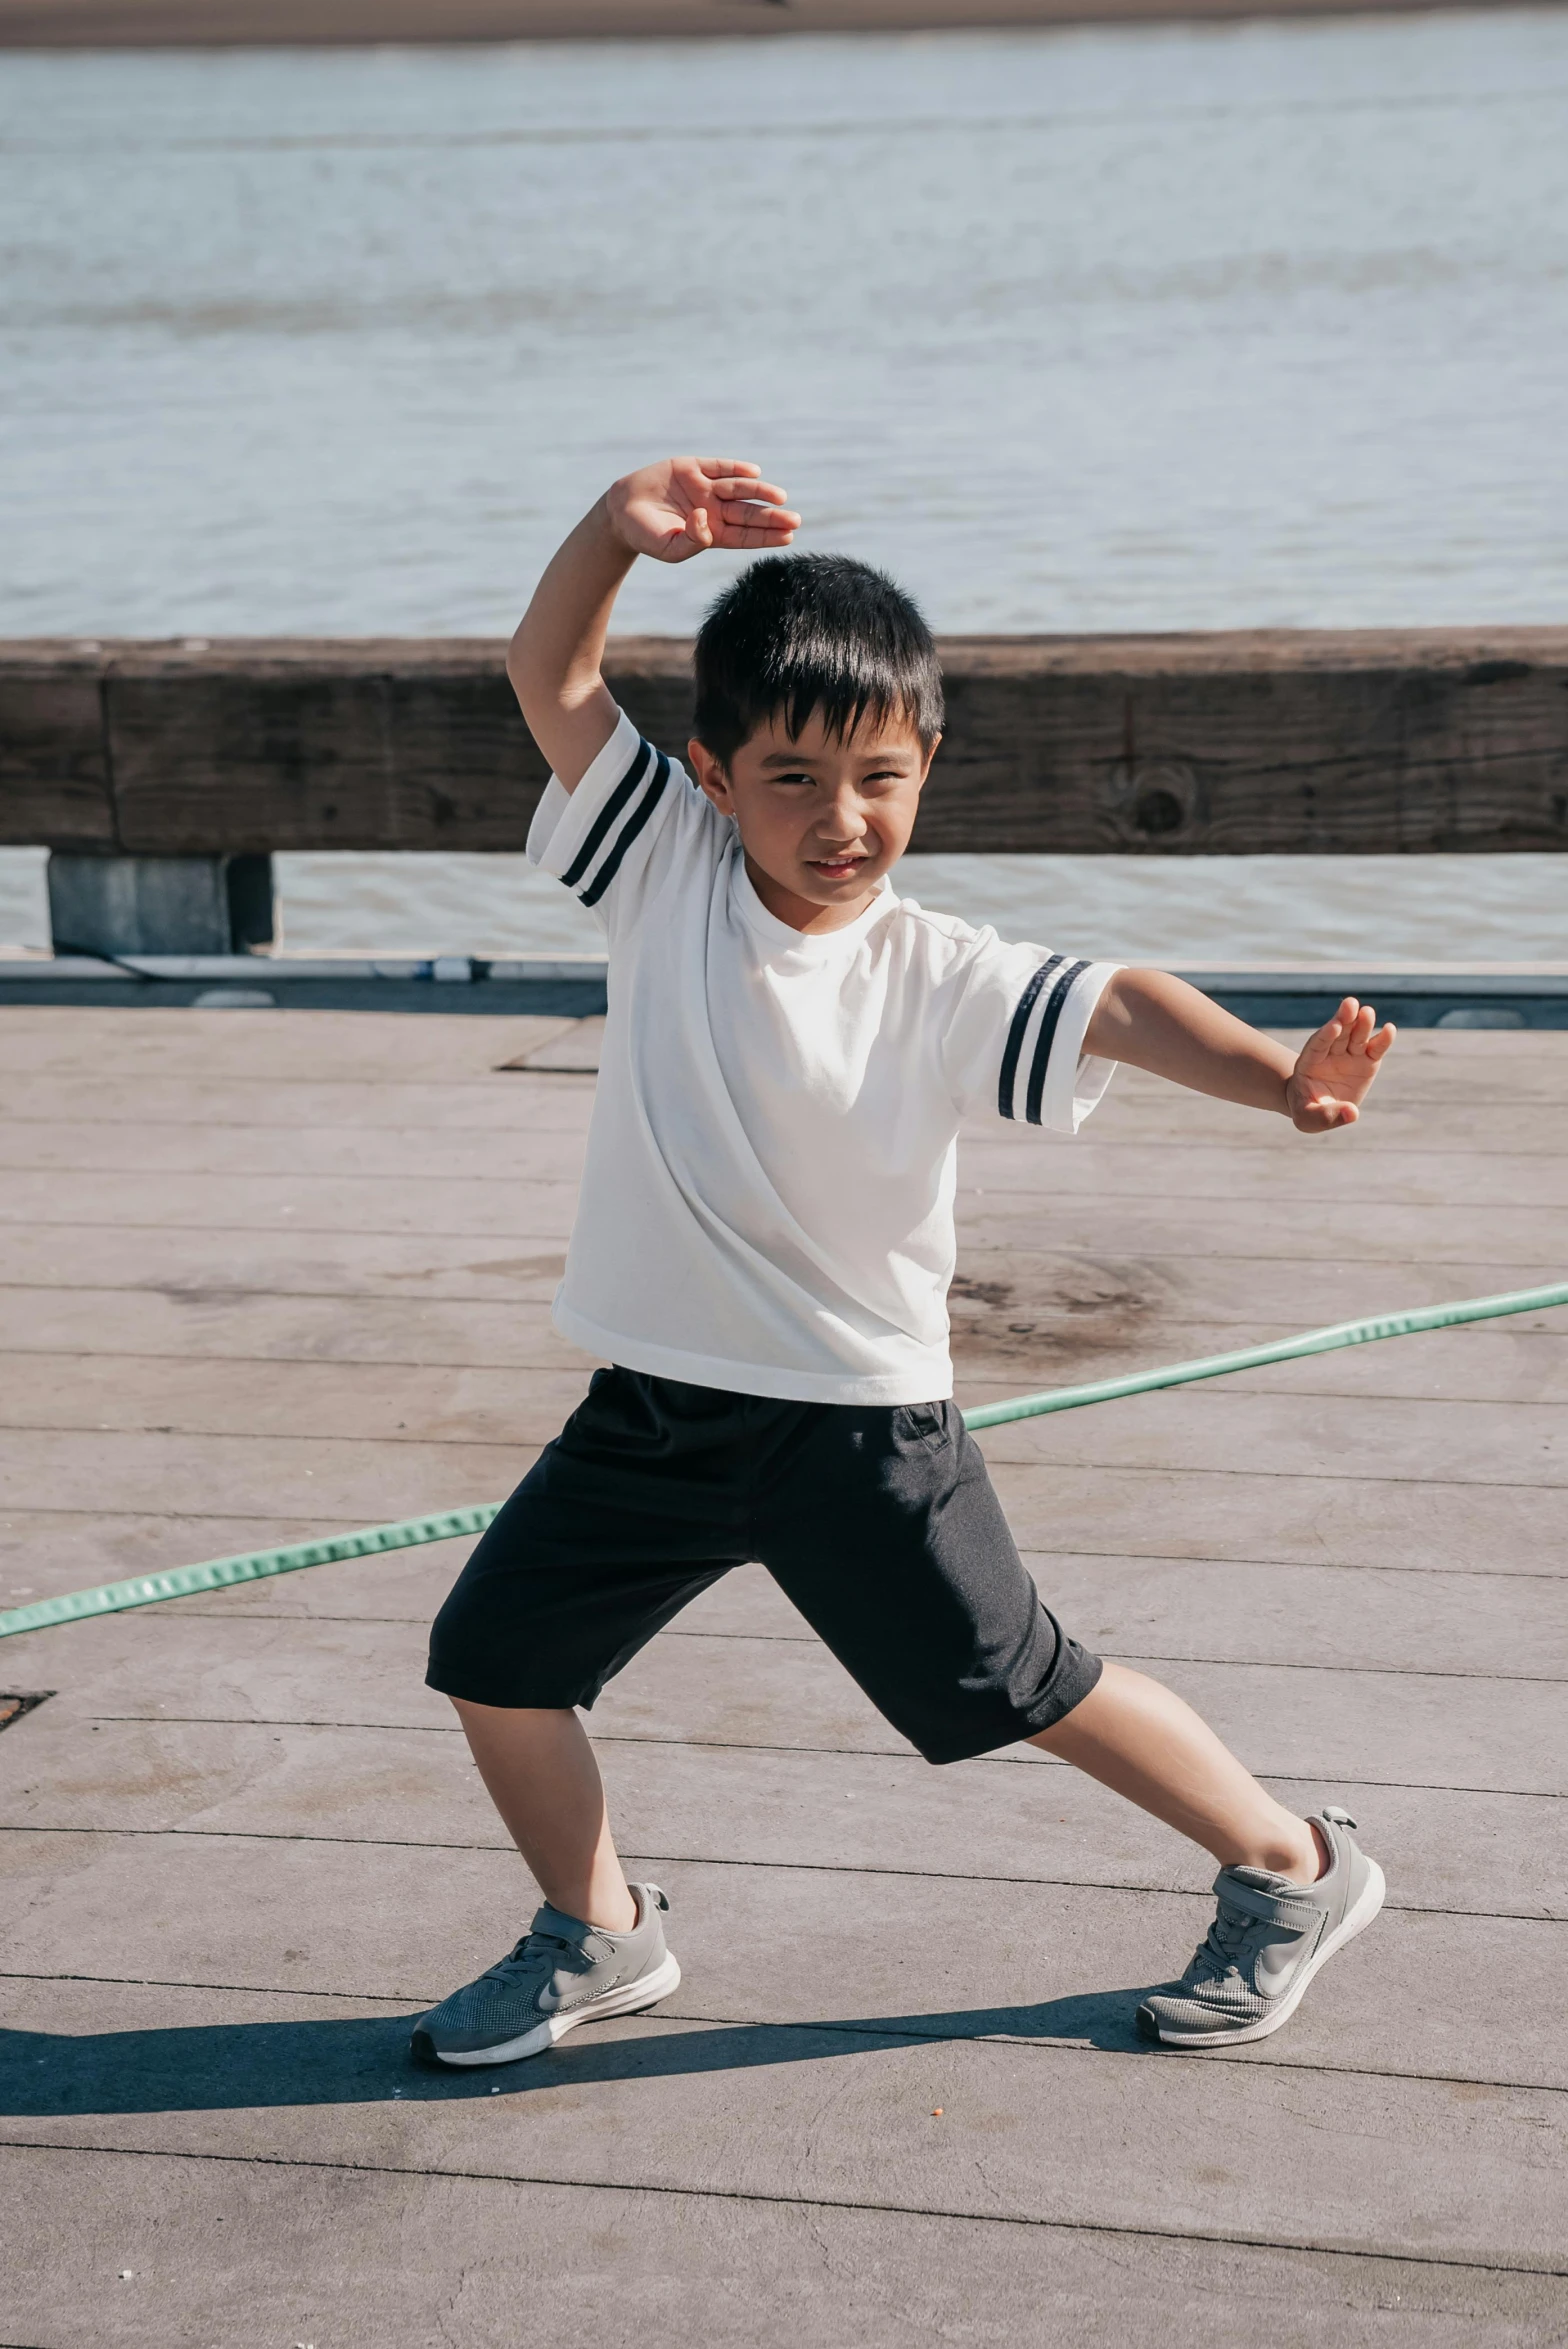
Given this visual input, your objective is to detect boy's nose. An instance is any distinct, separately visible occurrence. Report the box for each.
[817,795,868,843]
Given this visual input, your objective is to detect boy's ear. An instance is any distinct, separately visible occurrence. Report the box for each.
[688,738,735,811]
[918,732,943,786]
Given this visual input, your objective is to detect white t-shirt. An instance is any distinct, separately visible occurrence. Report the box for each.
[527,710,1120,1405]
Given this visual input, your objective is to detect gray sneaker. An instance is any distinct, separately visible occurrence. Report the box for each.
[1137,1807,1385,2050]
[412,1882,680,2068]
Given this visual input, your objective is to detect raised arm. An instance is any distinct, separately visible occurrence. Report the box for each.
[507,456,800,791]
[1084,970,1395,1133]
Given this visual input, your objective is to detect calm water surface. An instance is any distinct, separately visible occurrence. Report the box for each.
[2,18,1565,959]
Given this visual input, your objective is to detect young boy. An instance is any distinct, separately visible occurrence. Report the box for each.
[417,454,1395,2067]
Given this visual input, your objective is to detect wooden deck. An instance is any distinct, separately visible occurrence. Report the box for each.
[1,1005,1564,2345]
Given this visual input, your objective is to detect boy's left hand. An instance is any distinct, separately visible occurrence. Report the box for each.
[1286,997,1396,1132]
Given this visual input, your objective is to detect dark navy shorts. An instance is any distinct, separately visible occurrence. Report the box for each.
[426,1366,1101,1765]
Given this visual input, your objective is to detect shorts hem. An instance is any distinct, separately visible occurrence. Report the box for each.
[424,1663,603,1712]
[913,1647,1104,1766]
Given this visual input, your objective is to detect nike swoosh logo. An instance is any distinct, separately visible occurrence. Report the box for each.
[1254,1934,1307,1994]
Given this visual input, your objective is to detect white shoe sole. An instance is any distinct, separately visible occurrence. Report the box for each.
[426,1950,682,2068]
[1145,1860,1387,2050]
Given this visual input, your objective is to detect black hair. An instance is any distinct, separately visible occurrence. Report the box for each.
[692,552,943,767]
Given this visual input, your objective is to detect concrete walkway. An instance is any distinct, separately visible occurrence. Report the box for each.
[0,1007,1564,2346]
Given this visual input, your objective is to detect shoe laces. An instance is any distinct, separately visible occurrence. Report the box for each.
[1191,1881,1273,1984]
[484,1926,583,1987]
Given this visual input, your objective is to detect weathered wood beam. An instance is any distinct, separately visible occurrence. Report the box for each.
[0,0,1506,48]
[2,630,1565,856]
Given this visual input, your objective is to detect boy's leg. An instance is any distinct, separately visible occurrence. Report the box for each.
[1029,1660,1324,1882]
[755,1397,1381,2047]
[453,1699,637,1933]
[415,1368,756,2066]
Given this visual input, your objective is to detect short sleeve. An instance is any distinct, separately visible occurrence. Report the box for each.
[526,708,716,937]
[941,936,1121,1133]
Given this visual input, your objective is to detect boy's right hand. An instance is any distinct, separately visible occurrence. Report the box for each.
[606,457,800,565]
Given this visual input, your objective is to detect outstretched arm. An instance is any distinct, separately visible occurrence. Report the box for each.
[1084,970,1395,1132]
[507,456,800,791]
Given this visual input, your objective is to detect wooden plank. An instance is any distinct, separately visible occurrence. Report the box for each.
[9,1710,1561,1922]
[0,1167,580,1237]
[0,1354,588,1446]
[0,1005,572,1080]
[945,1249,1568,1378]
[154,1547,1568,1673]
[11,0,1562,45]
[503,1017,607,1074]
[11,1610,1560,1795]
[26,1209,1553,1316]
[975,1388,1568,1485]
[0,1225,580,1304]
[986,1459,1568,1575]
[4,630,1568,853]
[0,1070,597,1133]
[5,1433,1565,1580]
[2,1145,1564,1253]
[973,1326,1568,1405]
[959,1142,1568,1209]
[953,1200,1568,1265]
[0,1286,592,1370]
[2,2148,1547,2349]
[0,656,114,850]
[3,1830,1562,2094]
[1,1070,1561,1154]
[0,1117,591,1179]
[0,1427,533,1521]
[1,1356,1562,1496]
[0,1509,446,1608]
[1,1287,1564,1403]
[8,1162,1567,1260]
[1,1974,1564,2271]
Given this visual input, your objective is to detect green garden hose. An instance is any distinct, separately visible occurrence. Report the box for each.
[3,1276,1564,1643]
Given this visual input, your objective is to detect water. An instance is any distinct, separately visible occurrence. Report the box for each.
[3,17,1566,963]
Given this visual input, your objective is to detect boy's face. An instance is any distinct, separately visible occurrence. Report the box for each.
[688,710,937,935]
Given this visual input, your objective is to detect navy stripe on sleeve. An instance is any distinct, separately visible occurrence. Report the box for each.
[559,736,655,891]
[579,750,671,908]
[997,955,1063,1120]
[1024,958,1090,1127]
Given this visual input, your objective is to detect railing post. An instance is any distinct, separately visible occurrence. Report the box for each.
[46,853,274,957]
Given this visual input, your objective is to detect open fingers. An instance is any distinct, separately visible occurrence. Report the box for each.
[715,519,801,551]
[709,501,801,547]
[1366,1021,1397,1062]
[712,491,799,522]
[689,461,796,512]
[704,475,793,507]
[1303,1004,1349,1058]
[708,489,797,530]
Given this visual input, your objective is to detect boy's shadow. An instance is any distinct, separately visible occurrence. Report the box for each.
[0,1988,1156,2117]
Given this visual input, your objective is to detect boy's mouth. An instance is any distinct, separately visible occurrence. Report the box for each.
[807,855,870,881]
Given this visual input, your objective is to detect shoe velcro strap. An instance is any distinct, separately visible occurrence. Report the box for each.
[1210,1875,1319,1933]
[530,1901,597,1947]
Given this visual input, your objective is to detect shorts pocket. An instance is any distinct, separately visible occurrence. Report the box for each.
[896,1402,951,1453]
